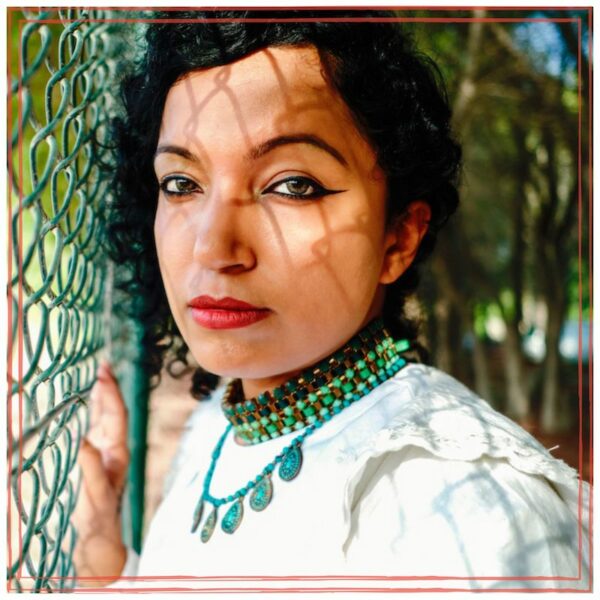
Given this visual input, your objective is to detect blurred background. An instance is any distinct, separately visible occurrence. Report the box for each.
[413,8,590,469]
[8,7,591,575]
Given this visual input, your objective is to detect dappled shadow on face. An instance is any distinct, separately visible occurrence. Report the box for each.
[157,46,389,320]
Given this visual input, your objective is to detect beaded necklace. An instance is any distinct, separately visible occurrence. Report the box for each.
[191,318,410,543]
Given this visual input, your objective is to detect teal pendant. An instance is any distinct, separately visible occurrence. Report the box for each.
[279,445,303,481]
[195,320,412,538]
[191,498,204,533]
[249,474,273,511]
[200,506,218,543]
[221,499,244,534]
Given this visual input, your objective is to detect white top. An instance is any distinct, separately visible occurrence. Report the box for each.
[109,364,590,591]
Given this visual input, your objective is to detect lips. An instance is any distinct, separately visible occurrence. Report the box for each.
[188,295,271,329]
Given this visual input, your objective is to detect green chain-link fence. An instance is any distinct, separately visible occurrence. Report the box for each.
[7,8,149,591]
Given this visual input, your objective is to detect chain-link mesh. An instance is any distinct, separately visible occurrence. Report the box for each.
[7,8,141,592]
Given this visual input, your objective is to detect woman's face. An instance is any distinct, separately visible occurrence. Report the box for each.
[154,46,424,396]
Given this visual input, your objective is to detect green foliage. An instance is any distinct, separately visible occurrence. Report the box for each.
[415,10,589,331]
[410,9,590,430]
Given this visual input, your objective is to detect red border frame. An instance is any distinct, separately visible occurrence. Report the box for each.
[6,4,15,590]
[6,5,593,594]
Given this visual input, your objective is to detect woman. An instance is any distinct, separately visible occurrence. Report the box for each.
[73,10,589,590]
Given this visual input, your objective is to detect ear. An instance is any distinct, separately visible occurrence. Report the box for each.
[379,201,431,285]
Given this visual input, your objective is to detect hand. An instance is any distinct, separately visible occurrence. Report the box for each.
[72,361,129,587]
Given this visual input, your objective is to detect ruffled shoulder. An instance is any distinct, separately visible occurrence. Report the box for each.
[337,365,587,537]
[339,364,580,486]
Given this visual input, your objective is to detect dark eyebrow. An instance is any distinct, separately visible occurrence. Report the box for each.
[154,144,200,163]
[154,135,349,168]
[248,134,349,167]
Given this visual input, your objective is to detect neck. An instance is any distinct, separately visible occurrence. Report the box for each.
[222,317,410,446]
[240,307,386,400]
[241,371,302,400]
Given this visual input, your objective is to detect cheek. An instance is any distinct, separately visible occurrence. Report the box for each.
[273,201,386,317]
[153,204,195,297]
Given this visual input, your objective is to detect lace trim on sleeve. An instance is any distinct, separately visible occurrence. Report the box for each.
[338,367,586,550]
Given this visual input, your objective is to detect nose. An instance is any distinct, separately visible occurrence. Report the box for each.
[192,193,257,274]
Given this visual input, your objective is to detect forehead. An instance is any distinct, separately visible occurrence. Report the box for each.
[159,46,370,159]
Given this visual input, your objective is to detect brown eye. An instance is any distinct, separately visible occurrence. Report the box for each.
[265,176,330,200]
[282,178,312,195]
[160,176,200,196]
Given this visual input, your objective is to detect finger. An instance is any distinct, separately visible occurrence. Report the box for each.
[89,368,128,447]
[74,440,123,541]
[95,365,127,423]
[77,439,112,499]
[78,437,128,500]
[88,363,113,431]
[90,375,127,425]
[86,362,130,491]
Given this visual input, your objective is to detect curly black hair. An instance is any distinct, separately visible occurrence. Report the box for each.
[105,9,461,399]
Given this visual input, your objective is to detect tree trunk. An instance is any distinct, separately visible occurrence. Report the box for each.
[433,297,452,373]
[502,324,531,422]
[535,127,575,434]
[470,322,493,404]
[501,125,530,423]
[540,300,571,433]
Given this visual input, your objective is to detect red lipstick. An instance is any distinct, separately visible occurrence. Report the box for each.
[188,295,271,329]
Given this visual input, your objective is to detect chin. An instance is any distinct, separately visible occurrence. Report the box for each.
[190,350,264,379]
[193,353,295,381]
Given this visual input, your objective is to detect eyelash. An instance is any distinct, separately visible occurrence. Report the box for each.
[159,175,201,198]
[263,176,338,200]
[158,175,342,201]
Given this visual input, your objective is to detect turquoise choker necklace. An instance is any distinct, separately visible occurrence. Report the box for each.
[191,318,410,543]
